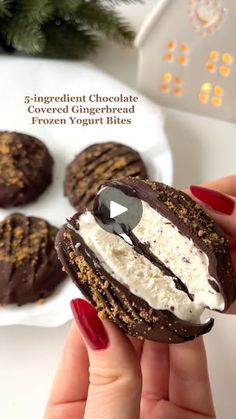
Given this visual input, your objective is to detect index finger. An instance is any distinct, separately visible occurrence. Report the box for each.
[186,176,236,255]
[169,337,215,417]
[202,175,236,197]
[45,321,89,419]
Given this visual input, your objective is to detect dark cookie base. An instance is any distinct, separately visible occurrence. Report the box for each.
[56,224,213,344]
[0,213,66,305]
[64,141,148,210]
[0,131,53,207]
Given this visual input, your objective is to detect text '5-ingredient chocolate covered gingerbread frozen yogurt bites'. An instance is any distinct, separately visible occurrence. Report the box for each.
[0,131,53,207]
[0,214,66,305]
[56,178,236,343]
[64,141,148,210]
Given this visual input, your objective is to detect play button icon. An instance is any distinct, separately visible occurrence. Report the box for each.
[110,201,128,218]
[93,186,143,235]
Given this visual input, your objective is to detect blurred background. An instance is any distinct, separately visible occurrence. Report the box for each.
[0,1,235,418]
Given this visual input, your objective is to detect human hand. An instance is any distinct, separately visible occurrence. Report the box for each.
[189,175,236,314]
[45,299,215,419]
[45,175,236,419]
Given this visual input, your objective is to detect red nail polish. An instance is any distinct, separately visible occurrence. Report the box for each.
[190,185,235,215]
[70,299,109,350]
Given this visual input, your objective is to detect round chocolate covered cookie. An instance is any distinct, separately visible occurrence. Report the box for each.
[0,131,53,207]
[64,141,148,209]
[56,178,236,343]
[0,213,66,305]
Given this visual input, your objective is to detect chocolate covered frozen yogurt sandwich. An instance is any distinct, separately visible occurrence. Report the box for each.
[56,178,236,343]
[0,131,53,207]
[0,213,66,305]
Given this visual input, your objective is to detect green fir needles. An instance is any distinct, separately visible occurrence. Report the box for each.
[0,0,141,58]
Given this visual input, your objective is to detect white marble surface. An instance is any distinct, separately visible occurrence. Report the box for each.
[0,1,236,418]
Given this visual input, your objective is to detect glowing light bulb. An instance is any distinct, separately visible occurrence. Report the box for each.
[219,65,230,77]
[164,52,173,62]
[162,72,172,82]
[211,97,222,107]
[160,83,169,93]
[214,85,223,96]
[167,41,176,50]
[179,43,188,53]
[222,53,233,65]
[198,93,209,104]
[175,76,182,84]
[209,50,220,61]
[172,86,182,96]
[205,62,216,73]
[178,55,188,65]
[201,82,212,93]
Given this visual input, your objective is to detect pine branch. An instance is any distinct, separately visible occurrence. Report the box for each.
[0,0,141,58]
[42,20,98,59]
[75,3,135,45]
[14,0,54,24]
[5,19,46,53]
[101,0,143,4]
[0,0,12,17]
[52,0,80,17]
[0,18,15,51]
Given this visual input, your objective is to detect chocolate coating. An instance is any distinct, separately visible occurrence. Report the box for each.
[0,131,53,207]
[56,178,236,343]
[64,141,148,210]
[111,178,236,311]
[56,225,214,343]
[0,213,66,305]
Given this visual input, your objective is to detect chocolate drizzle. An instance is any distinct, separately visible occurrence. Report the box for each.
[64,142,147,210]
[128,232,194,301]
[102,213,195,301]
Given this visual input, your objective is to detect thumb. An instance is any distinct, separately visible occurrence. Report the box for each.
[189,185,236,238]
[71,299,142,419]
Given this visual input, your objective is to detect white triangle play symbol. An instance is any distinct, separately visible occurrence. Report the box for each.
[110,200,128,218]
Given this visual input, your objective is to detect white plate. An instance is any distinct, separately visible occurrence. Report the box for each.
[0,57,172,326]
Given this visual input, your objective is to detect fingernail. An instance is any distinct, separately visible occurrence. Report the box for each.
[190,185,235,215]
[70,298,109,350]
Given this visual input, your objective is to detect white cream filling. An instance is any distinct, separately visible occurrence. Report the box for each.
[76,202,224,323]
[133,201,224,312]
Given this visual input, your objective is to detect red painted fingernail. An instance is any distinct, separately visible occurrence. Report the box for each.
[70,299,109,350]
[190,185,235,215]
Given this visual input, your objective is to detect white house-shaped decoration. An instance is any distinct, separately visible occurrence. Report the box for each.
[135,0,236,122]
